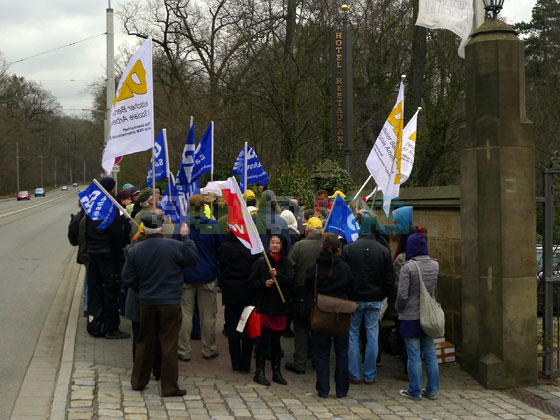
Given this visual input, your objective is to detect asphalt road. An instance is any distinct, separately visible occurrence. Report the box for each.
[0,187,81,416]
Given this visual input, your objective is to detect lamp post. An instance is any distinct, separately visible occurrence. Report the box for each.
[482,0,505,20]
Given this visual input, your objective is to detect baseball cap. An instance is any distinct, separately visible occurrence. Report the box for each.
[304,217,323,232]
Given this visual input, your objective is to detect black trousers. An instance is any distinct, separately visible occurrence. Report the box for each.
[224,304,254,372]
[313,331,349,398]
[87,254,122,334]
[255,327,282,371]
[131,304,182,396]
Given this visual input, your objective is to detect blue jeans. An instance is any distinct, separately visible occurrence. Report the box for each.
[313,331,349,397]
[348,301,381,382]
[404,336,439,397]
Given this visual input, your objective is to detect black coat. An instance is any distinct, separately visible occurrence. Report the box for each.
[342,234,395,302]
[85,213,130,258]
[217,235,260,306]
[305,252,353,299]
[250,253,294,315]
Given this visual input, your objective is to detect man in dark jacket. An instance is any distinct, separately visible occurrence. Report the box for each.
[122,214,199,397]
[284,217,324,375]
[342,215,394,384]
[178,194,225,361]
[86,176,131,339]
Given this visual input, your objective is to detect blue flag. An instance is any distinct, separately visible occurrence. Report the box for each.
[176,124,199,202]
[79,182,117,229]
[160,177,188,224]
[232,145,269,191]
[191,122,213,182]
[146,130,167,188]
[324,195,359,243]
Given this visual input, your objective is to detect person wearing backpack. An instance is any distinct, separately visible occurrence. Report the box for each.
[396,233,439,400]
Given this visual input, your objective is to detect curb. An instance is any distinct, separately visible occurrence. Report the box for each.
[50,264,84,420]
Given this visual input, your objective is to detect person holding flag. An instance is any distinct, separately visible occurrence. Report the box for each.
[324,194,360,244]
[80,177,131,339]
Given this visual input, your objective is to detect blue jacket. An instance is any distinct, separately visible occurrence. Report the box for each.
[183,215,225,284]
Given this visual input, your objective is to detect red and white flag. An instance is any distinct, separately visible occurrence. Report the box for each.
[204,177,264,255]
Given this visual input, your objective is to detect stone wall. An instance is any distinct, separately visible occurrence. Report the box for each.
[374,185,463,355]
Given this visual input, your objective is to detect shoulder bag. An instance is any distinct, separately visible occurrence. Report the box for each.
[309,265,357,336]
[411,259,445,338]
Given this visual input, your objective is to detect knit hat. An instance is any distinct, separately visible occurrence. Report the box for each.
[141,213,164,229]
[122,183,134,190]
[406,233,429,260]
[100,177,116,193]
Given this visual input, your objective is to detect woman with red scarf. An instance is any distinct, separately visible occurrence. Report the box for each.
[249,235,294,386]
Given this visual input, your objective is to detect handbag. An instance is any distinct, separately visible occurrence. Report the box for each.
[245,308,261,339]
[411,260,445,338]
[309,265,357,336]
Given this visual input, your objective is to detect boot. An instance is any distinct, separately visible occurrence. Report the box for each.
[254,368,270,386]
[254,351,270,386]
[272,366,287,385]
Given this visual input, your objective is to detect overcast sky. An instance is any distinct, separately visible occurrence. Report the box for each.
[0,0,537,118]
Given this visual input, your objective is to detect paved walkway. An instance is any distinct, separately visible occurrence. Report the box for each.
[63,269,559,420]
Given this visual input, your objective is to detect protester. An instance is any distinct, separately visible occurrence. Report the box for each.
[255,190,292,250]
[178,194,225,361]
[305,234,353,398]
[280,207,301,245]
[396,233,439,400]
[342,214,394,384]
[122,214,199,397]
[125,186,140,214]
[315,189,329,210]
[116,189,132,208]
[68,201,89,316]
[250,235,294,386]
[131,188,161,235]
[85,176,131,339]
[217,230,259,373]
[284,217,324,375]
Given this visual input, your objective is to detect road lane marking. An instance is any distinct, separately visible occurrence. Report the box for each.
[0,194,72,218]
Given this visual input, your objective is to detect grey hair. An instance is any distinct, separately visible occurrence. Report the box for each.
[143,226,162,235]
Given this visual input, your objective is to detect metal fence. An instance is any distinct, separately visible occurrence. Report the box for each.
[538,166,560,377]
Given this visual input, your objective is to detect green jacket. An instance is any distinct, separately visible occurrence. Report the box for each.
[287,232,322,289]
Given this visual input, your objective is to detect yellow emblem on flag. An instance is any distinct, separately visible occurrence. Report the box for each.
[387,102,404,184]
[113,60,147,106]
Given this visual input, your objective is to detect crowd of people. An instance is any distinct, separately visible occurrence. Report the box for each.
[68,178,440,400]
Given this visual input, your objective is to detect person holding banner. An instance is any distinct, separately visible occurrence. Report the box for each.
[84,177,131,339]
[249,235,294,386]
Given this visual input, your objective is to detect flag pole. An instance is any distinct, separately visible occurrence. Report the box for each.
[210,121,214,182]
[243,141,248,199]
[92,179,140,228]
[151,134,157,212]
[163,128,172,210]
[261,252,286,303]
[354,174,372,200]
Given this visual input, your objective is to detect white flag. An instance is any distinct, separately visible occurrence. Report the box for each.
[416,0,474,58]
[365,80,404,216]
[102,37,154,174]
[381,108,421,214]
[399,108,420,184]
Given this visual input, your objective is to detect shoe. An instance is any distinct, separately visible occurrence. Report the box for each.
[191,334,201,340]
[272,368,288,385]
[336,394,347,398]
[394,371,409,381]
[178,355,191,362]
[162,389,187,397]
[105,329,130,339]
[363,379,374,385]
[203,353,219,360]
[399,390,421,400]
[318,394,328,398]
[253,369,270,386]
[83,310,88,317]
[282,329,294,337]
[422,389,437,400]
[348,378,361,384]
[285,362,305,375]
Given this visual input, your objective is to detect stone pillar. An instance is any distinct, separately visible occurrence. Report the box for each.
[461,20,537,388]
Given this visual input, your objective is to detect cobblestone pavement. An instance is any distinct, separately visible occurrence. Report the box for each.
[67,294,558,420]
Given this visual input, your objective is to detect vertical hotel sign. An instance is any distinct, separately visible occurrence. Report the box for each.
[331,28,353,152]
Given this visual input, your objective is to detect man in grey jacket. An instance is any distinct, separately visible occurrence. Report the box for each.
[122,214,199,397]
[285,217,324,374]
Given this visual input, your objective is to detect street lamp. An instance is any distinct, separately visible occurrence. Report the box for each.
[483,0,505,20]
